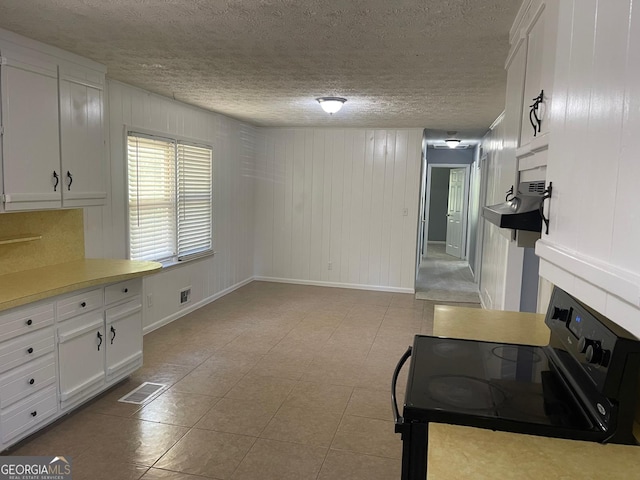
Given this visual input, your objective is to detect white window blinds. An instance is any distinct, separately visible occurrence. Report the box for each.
[127,133,213,262]
[177,142,213,260]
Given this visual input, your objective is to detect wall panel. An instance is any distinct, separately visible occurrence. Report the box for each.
[479,117,518,310]
[91,80,256,331]
[254,128,422,292]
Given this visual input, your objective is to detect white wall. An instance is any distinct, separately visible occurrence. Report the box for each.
[536,0,640,335]
[478,115,524,310]
[84,80,256,331]
[254,128,422,293]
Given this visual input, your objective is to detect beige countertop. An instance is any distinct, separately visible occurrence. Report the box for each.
[427,305,640,479]
[433,305,549,345]
[0,259,162,312]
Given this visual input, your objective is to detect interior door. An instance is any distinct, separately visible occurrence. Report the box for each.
[445,168,466,258]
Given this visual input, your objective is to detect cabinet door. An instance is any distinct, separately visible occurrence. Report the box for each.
[105,299,142,381]
[0,51,61,211]
[57,313,105,408]
[59,67,106,207]
[519,0,558,149]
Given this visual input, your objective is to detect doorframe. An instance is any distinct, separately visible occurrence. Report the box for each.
[473,153,488,282]
[423,163,471,260]
[415,151,428,277]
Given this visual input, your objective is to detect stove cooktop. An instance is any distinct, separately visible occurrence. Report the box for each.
[403,336,596,435]
[392,287,640,480]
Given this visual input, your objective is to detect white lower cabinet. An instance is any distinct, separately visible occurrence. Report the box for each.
[0,277,144,450]
[57,312,105,410]
[0,302,58,448]
[105,299,143,381]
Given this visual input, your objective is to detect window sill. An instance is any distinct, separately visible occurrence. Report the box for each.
[159,251,216,270]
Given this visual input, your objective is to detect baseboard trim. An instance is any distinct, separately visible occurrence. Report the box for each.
[253,276,414,294]
[143,275,415,334]
[143,276,255,335]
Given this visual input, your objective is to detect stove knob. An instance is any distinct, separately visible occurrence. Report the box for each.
[552,307,569,322]
[585,343,604,364]
[578,337,594,353]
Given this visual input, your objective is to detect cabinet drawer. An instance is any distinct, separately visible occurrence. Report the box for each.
[0,327,55,374]
[105,279,140,306]
[0,303,54,343]
[0,354,56,409]
[1,385,57,444]
[57,288,103,321]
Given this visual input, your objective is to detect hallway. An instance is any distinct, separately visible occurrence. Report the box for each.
[415,243,480,304]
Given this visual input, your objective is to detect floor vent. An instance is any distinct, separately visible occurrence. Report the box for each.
[117,382,167,405]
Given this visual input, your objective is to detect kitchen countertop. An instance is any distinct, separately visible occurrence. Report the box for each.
[0,258,162,312]
[427,305,640,478]
[432,305,549,345]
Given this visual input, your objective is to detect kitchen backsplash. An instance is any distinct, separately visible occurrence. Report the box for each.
[0,209,84,275]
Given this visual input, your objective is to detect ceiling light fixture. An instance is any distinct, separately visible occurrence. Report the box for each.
[317,97,347,114]
[445,139,461,149]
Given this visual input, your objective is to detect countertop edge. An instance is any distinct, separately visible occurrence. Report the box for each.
[0,259,162,312]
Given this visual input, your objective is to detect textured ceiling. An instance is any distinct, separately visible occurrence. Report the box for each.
[0,0,520,138]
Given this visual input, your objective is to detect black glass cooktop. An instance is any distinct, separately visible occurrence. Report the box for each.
[403,336,595,432]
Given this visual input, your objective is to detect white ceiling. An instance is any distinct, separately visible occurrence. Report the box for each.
[0,0,520,139]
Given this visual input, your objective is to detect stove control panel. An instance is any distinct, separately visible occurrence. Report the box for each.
[545,287,640,399]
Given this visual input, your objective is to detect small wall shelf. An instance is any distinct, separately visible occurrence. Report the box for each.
[0,234,42,245]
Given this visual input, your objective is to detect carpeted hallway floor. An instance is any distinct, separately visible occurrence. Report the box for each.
[415,243,480,303]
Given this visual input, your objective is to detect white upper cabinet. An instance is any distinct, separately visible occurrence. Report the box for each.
[536,0,640,337]
[505,0,559,173]
[518,0,558,153]
[0,48,61,211]
[0,28,106,211]
[59,64,106,207]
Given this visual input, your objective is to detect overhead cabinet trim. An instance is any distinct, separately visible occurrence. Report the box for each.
[536,241,640,308]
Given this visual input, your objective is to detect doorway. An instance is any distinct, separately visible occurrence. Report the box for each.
[415,162,479,303]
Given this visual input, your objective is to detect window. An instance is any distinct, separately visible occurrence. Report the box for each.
[127,132,213,262]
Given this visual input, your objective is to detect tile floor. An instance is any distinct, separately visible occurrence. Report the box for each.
[3,281,479,479]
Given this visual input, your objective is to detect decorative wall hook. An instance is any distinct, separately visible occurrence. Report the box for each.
[505,185,515,202]
[539,181,552,235]
[529,90,544,137]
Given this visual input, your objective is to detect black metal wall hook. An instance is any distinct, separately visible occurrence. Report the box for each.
[540,182,552,235]
[529,90,544,137]
[505,185,515,202]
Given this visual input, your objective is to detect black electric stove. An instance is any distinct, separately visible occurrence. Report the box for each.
[391,287,640,480]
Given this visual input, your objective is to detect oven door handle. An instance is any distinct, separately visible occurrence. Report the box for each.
[391,345,412,431]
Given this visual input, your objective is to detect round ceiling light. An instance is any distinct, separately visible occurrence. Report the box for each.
[445,139,461,149]
[317,97,347,114]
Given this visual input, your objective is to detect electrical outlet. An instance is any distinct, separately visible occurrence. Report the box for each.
[147,294,153,308]
[328,261,333,270]
[179,287,191,305]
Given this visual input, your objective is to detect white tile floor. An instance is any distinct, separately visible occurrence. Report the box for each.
[4,281,478,479]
